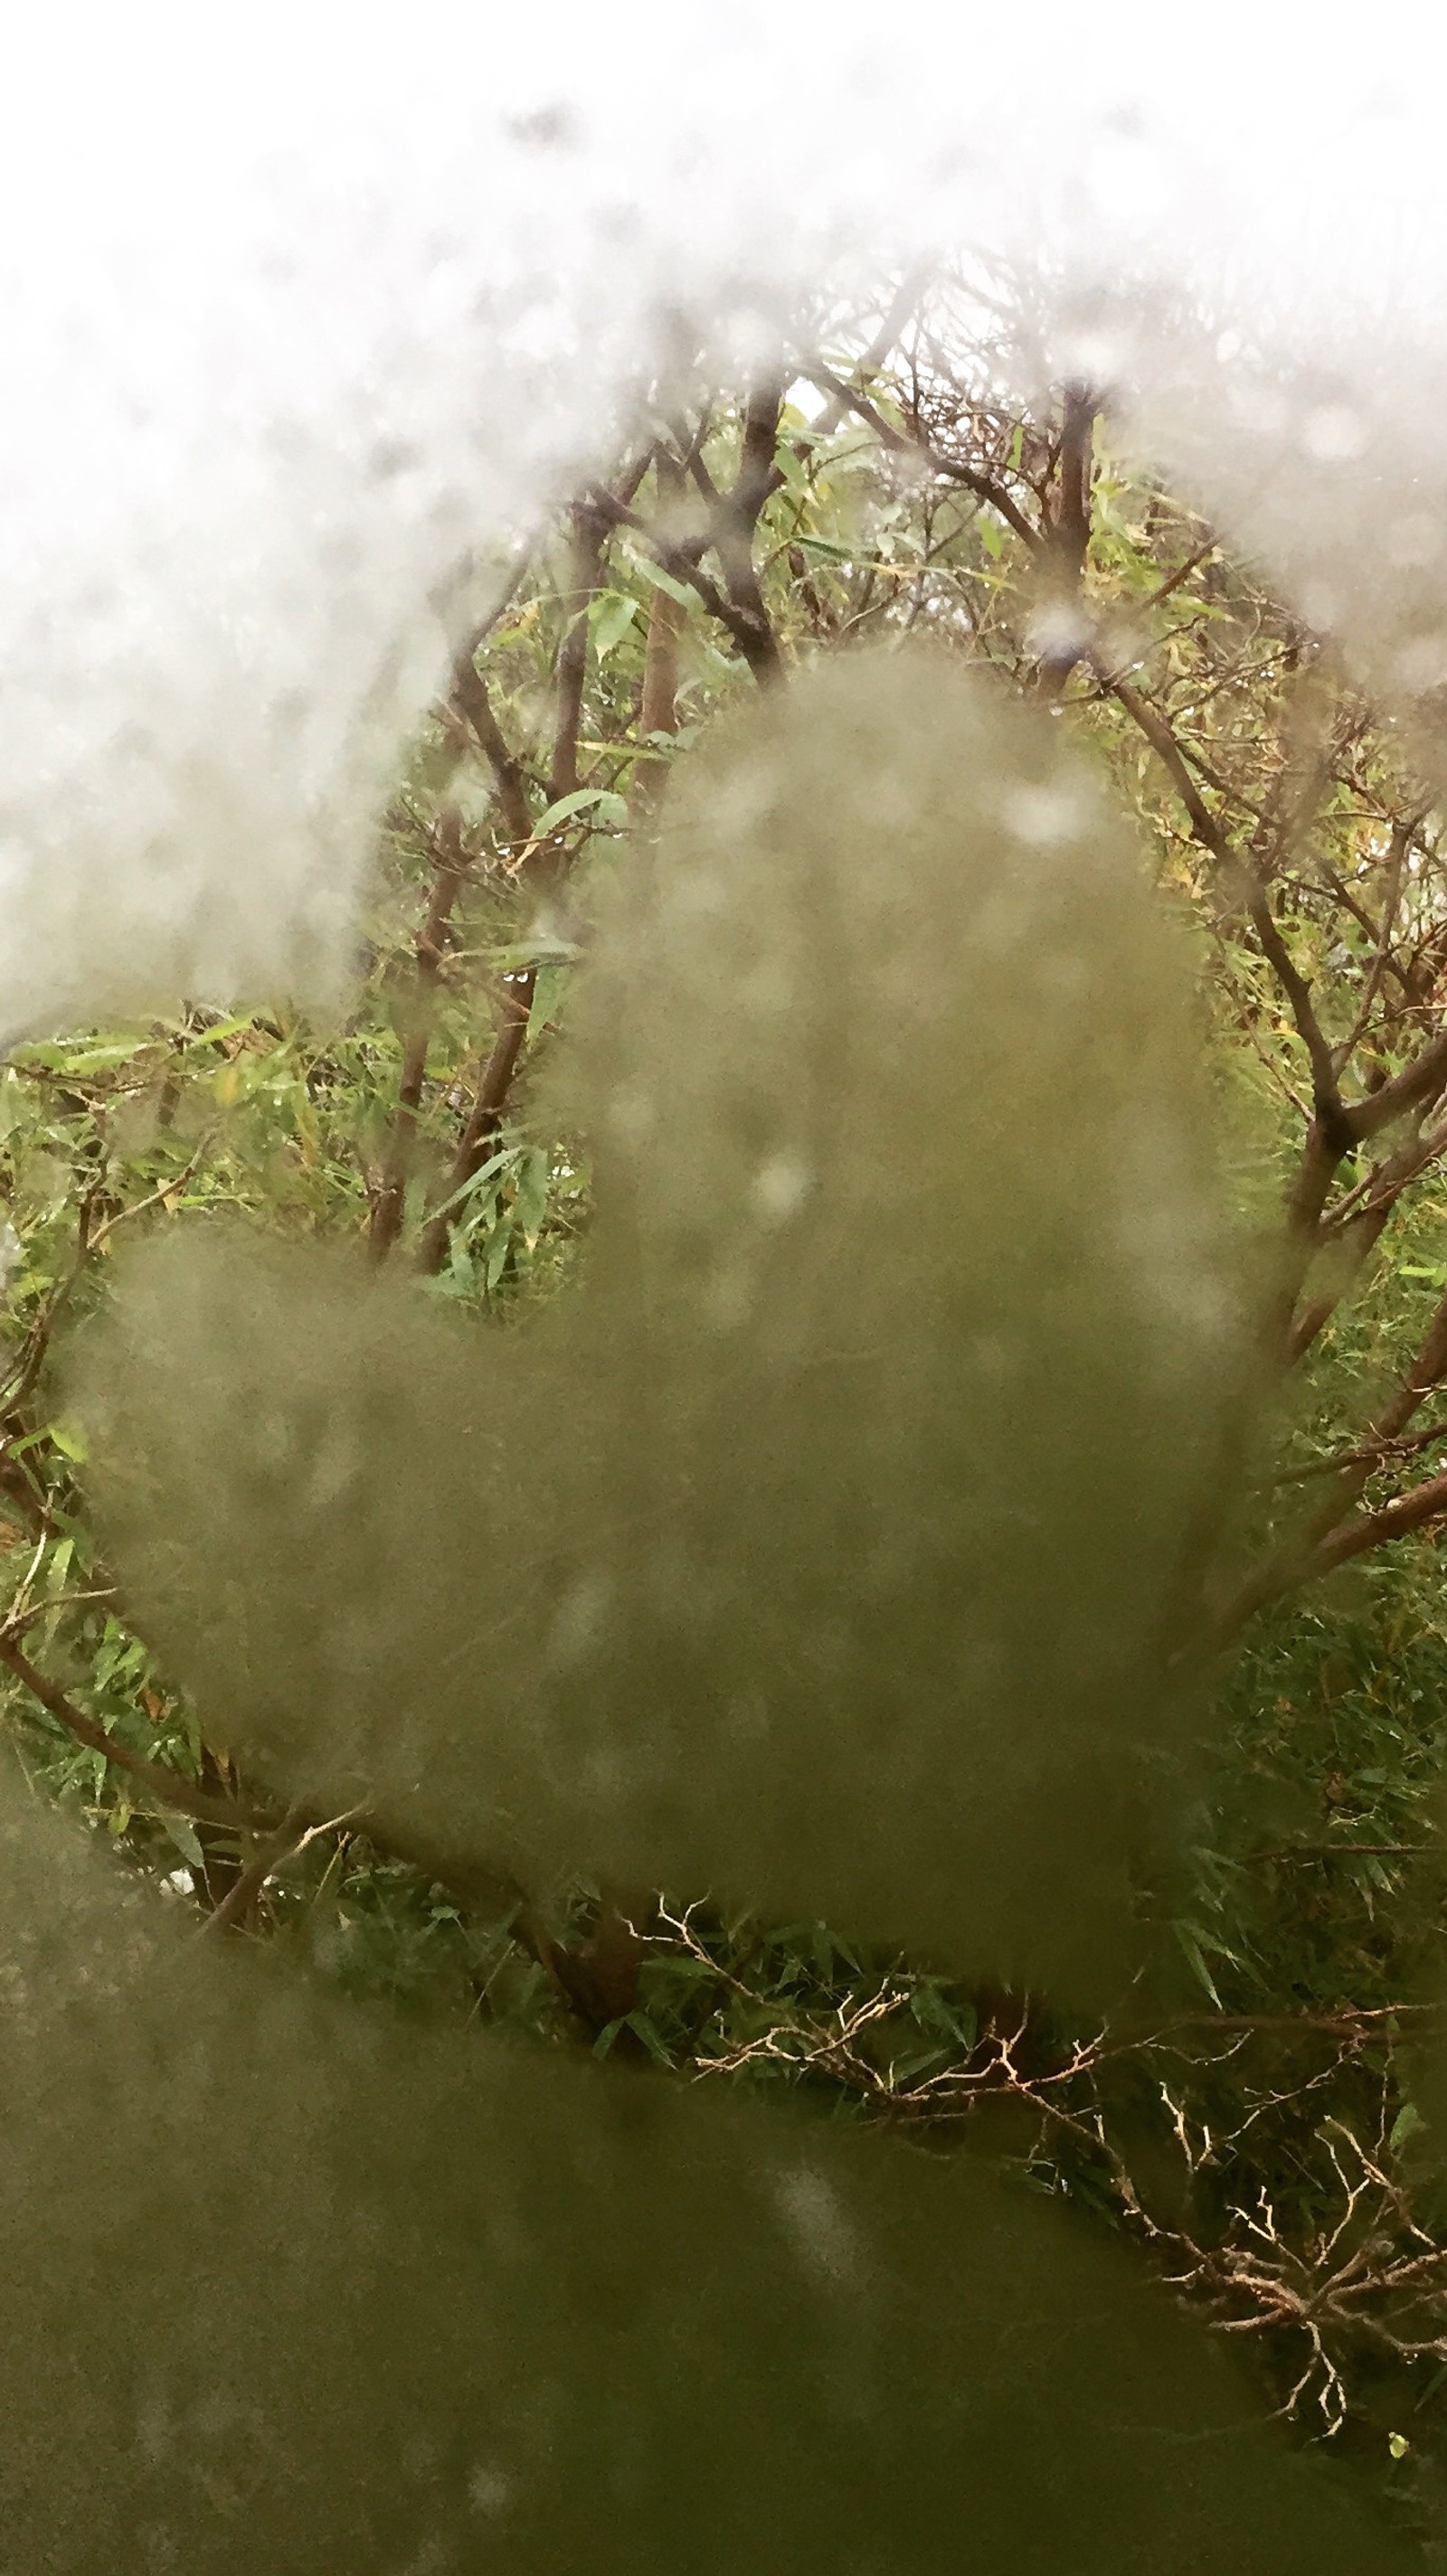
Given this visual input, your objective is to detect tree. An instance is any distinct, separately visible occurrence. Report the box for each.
[1,269,1446,2556]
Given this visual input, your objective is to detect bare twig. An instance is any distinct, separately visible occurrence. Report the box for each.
[201,1804,363,1936]
[806,361,1042,552]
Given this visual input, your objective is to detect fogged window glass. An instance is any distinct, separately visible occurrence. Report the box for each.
[2,25,1447,2571]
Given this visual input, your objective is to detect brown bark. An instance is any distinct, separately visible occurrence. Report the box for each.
[629,456,686,823]
[414,969,535,1278]
[369,807,469,1260]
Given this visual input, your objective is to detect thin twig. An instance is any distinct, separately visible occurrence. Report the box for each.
[201,1805,364,1936]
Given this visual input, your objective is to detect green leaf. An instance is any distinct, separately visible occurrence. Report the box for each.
[792,533,855,563]
[44,1536,75,1601]
[527,963,571,1039]
[14,1041,139,1074]
[1174,1923,1224,2008]
[590,592,639,661]
[631,555,698,610]
[426,1146,519,1230]
[487,938,581,972]
[160,1814,205,1870]
[512,1150,550,1250]
[188,1014,263,1048]
[485,1219,515,1293]
[890,2044,949,2087]
[642,1952,718,1989]
[623,2009,676,2067]
[697,644,751,684]
[533,786,629,835]
[911,1986,978,2051]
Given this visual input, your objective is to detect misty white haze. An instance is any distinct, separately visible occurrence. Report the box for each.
[1,1,1444,1034]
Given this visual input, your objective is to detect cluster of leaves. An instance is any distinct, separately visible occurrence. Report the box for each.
[9,267,1447,2509]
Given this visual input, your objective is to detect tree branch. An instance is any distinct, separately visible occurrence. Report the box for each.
[0,1629,279,1835]
[705,379,785,684]
[415,970,534,1279]
[1102,662,1364,1363]
[449,663,534,850]
[1308,1463,1447,1581]
[629,452,686,823]
[416,471,635,1278]
[805,361,1042,552]
[369,807,471,1260]
[1215,1273,1447,1633]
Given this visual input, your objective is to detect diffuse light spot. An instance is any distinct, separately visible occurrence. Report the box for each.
[772,2167,864,2290]
[1004,780,1091,847]
[751,1153,812,1224]
[1301,404,1367,464]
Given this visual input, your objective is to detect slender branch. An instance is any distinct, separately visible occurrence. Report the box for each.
[201,1805,363,1937]
[790,266,930,450]
[1054,381,1093,585]
[1272,1410,1447,1483]
[1309,1462,1447,1579]
[1102,663,1360,1362]
[548,501,611,813]
[371,592,560,1262]
[1285,1105,1447,1363]
[591,458,781,685]
[705,379,785,684]
[449,663,534,850]
[1332,814,1416,1074]
[629,452,685,822]
[415,970,534,1279]
[806,362,1042,552]
[1306,1274,1447,1512]
[1347,1020,1447,1146]
[1110,671,1346,1131]
[1134,534,1217,617]
[1035,380,1095,690]
[369,807,471,1260]
[1215,1273,1447,1633]
[1252,1845,1432,1862]
[416,476,627,1277]
[0,1629,278,1835]
[201,1806,309,1934]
